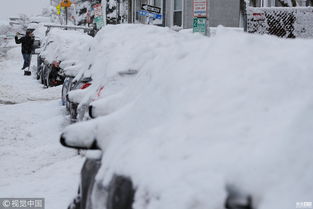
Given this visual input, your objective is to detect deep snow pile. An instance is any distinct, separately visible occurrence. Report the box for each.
[0,100,82,209]
[63,24,313,209]
[0,47,61,103]
[0,40,83,209]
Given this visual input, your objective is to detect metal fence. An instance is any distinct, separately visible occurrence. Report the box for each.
[246,7,313,38]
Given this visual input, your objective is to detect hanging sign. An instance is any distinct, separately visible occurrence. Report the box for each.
[60,0,72,8]
[93,4,104,29]
[56,4,61,15]
[138,10,162,19]
[193,17,207,35]
[141,4,161,14]
[193,0,207,18]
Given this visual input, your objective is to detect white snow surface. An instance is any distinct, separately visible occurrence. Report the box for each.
[62,24,313,209]
[0,45,83,209]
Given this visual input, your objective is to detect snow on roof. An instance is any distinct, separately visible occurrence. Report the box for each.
[62,24,313,209]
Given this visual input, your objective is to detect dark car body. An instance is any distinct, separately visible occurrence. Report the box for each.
[66,76,92,121]
[68,157,101,209]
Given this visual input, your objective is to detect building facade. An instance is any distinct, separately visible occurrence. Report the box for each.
[249,0,313,6]
[105,0,313,30]
[130,0,242,28]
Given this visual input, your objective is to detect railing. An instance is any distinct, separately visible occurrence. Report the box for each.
[246,7,313,38]
[43,24,93,35]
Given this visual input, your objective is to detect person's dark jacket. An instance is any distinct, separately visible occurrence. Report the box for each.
[15,35,34,54]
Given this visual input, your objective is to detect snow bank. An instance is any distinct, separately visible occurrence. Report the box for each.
[0,38,83,209]
[0,100,82,209]
[63,24,313,209]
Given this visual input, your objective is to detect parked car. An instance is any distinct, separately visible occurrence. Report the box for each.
[37,39,65,87]
[59,24,313,209]
[62,76,74,107]
[66,75,92,121]
[66,69,138,122]
[60,133,252,209]
[37,27,92,88]
[88,69,138,119]
[67,152,102,209]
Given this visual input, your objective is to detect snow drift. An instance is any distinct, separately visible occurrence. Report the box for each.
[62,24,313,209]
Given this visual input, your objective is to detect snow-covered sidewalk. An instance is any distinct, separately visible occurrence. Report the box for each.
[0,47,61,104]
[0,46,83,209]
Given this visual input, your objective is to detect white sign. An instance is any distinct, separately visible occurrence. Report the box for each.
[193,0,207,18]
[93,4,103,17]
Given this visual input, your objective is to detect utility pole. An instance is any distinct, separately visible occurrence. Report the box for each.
[65,7,68,25]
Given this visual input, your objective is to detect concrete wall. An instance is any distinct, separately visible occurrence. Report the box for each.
[164,0,171,27]
[170,0,241,28]
[208,0,241,27]
[183,0,193,28]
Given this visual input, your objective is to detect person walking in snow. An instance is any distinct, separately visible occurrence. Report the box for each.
[15,29,34,70]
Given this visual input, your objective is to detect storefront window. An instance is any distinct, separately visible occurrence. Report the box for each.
[173,0,182,27]
[174,0,182,10]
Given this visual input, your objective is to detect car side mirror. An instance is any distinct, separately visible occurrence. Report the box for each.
[60,134,100,150]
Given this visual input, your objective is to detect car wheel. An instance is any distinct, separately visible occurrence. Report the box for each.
[107,175,135,209]
[36,65,41,80]
[40,65,46,85]
[46,66,52,87]
[225,185,253,209]
[42,64,50,87]
[69,102,78,122]
[62,77,71,106]
[68,196,81,209]
[36,57,43,80]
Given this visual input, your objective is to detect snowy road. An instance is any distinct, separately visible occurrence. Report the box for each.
[0,46,83,209]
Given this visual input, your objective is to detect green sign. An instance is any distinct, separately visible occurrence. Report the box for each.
[94,16,104,29]
[193,17,207,35]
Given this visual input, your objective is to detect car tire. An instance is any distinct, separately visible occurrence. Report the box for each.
[46,65,52,87]
[36,57,43,80]
[107,175,135,209]
[40,65,46,85]
[69,102,78,122]
[41,64,50,87]
[36,65,41,80]
[62,77,72,106]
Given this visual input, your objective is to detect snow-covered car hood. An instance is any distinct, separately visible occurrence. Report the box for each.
[62,24,313,209]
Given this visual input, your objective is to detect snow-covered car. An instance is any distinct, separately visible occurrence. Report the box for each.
[38,27,92,87]
[66,153,102,209]
[66,75,92,121]
[65,26,141,122]
[67,68,138,122]
[60,24,313,209]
